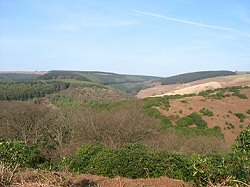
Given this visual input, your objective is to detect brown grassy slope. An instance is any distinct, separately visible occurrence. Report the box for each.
[156,88,250,146]
[137,74,250,98]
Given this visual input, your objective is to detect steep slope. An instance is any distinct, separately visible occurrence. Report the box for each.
[150,87,250,146]
[137,74,250,98]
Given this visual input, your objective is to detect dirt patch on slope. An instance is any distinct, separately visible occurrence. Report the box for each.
[137,74,250,98]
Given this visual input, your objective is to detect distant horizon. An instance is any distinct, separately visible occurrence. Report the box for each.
[0,69,249,78]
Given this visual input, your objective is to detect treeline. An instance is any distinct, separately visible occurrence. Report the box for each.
[0,73,41,82]
[39,71,160,85]
[0,81,70,100]
[160,71,236,85]
[38,71,90,81]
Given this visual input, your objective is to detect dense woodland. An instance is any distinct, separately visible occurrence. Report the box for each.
[0,81,70,100]
[0,73,41,82]
[39,70,160,85]
[159,70,236,85]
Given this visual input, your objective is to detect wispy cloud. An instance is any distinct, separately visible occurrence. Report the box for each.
[239,45,250,51]
[233,6,250,24]
[47,54,56,59]
[56,20,137,31]
[132,9,250,36]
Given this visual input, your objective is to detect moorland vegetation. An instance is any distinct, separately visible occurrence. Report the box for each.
[0,71,249,186]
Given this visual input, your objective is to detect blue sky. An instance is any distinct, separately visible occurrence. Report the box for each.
[0,0,249,76]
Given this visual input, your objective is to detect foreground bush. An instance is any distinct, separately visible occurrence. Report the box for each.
[1,126,249,186]
[230,124,250,182]
[66,144,192,180]
[65,126,250,186]
[0,139,45,168]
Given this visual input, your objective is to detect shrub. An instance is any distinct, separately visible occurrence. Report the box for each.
[181,99,188,103]
[87,147,118,177]
[176,113,207,129]
[246,109,250,115]
[199,108,214,117]
[64,127,249,186]
[235,113,246,122]
[160,116,172,128]
[145,108,161,118]
[189,112,208,128]
[65,144,104,173]
[176,116,193,127]
[66,144,192,180]
[0,140,44,168]
[230,125,250,182]
[232,92,248,99]
[225,122,235,130]
[212,126,222,134]
[191,154,231,186]
[142,96,170,110]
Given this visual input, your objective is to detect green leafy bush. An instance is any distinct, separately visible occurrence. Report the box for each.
[66,144,192,180]
[143,96,170,110]
[212,126,222,134]
[189,113,208,128]
[160,116,172,127]
[230,125,250,182]
[0,139,44,168]
[176,116,193,127]
[144,107,161,118]
[181,99,188,103]
[235,113,246,122]
[199,108,214,117]
[65,144,104,173]
[191,154,231,186]
[176,113,208,129]
[61,127,249,185]
[225,122,235,130]
[232,92,248,99]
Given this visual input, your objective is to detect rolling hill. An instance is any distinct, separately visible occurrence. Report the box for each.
[159,70,236,85]
[38,70,162,95]
[137,74,250,98]
[0,72,47,82]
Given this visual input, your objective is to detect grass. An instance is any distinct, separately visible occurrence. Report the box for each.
[0,162,19,185]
